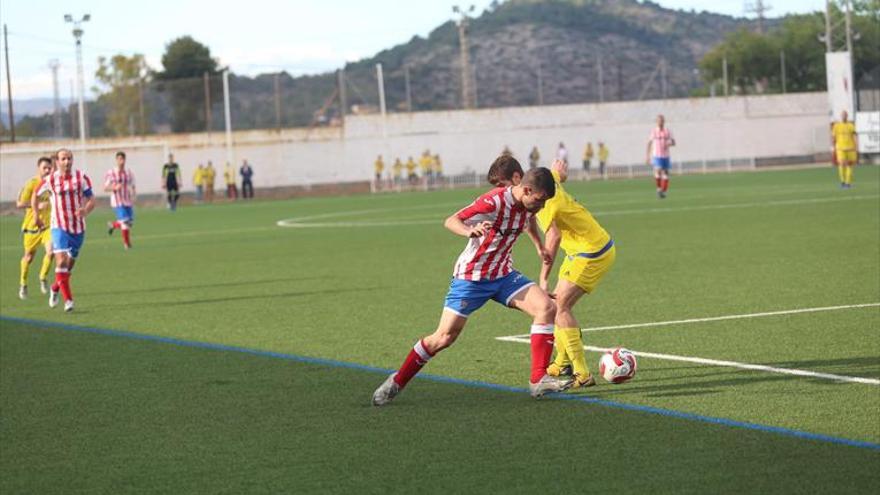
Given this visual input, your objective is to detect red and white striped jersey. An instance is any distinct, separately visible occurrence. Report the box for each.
[36,170,94,234]
[452,187,532,281]
[104,168,135,207]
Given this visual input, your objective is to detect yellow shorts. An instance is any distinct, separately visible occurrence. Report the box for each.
[836,149,857,164]
[558,245,616,294]
[22,229,51,255]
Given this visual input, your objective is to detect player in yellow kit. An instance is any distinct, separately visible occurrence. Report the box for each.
[832,110,858,189]
[488,157,615,388]
[536,158,615,388]
[17,156,55,299]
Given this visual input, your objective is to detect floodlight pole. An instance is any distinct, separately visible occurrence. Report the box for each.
[453,5,475,109]
[65,14,90,155]
[222,69,233,167]
[4,24,15,142]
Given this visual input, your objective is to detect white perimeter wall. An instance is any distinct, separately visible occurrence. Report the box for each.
[0,92,829,201]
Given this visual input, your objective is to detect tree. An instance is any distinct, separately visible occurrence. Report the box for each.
[158,36,218,132]
[94,54,149,136]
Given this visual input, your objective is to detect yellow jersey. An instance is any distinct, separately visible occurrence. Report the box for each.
[374,159,384,174]
[536,170,611,255]
[19,176,51,232]
[419,155,433,173]
[598,146,609,162]
[832,122,856,151]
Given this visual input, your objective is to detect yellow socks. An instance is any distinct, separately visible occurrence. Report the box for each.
[39,253,53,282]
[845,166,853,185]
[556,327,591,378]
[20,257,30,286]
[838,165,846,184]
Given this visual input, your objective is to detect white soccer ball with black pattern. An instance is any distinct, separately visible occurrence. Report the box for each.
[599,348,638,384]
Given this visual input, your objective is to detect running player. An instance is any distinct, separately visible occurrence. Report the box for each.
[489,158,616,388]
[32,148,96,312]
[105,151,136,250]
[162,154,181,210]
[832,110,858,188]
[16,156,55,299]
[646,114,675,198]
[372,158,572,406]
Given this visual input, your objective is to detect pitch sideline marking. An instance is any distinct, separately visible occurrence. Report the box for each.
[496,335,879,386]
[275,193,879,228]
[1,315,877,451]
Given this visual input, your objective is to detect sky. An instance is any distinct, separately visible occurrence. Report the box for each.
[1,0,827,102]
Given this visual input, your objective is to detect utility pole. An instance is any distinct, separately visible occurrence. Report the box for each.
[452,5,475,109]
[660,58,668,99]
[64,14,90,151]
[722,56,729,96]
[3,24,15,141]
[843,0,853,54]
[616,59,623,101]
[49,59,62,137]
[69,79,76,138]
[203,72,212,133]
[222,69,233,167]
[824,0,833,52]
[597,54,604,103]
[744,0,772,34]
[137,59,145,135]
[337,69,347,122]
[404,65,412,112]
[780,50,787,93]
[274,72,282,131]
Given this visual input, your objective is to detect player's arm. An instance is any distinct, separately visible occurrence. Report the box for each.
[30,181,46,228]
[668,131,676,147]
[77,177,96,218]
[16,185,32,209]
[444,215,491,238]
[104,176,118,193]
[539,221,562,292]
[446,195,495,237]
[526,217,552,264]
[645,139,652,164]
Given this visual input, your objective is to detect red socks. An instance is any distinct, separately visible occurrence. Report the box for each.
[393,339,434,388]
[661,177,669,192]
[530,324,555,383]
[121,227,131,248]
[55,270,72,301]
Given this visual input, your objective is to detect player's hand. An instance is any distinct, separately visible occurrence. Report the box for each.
[33,217,44,229]
[37,201,49,211]
[76,207,89,218]
[469,221,492,238]
[538,247,553,264]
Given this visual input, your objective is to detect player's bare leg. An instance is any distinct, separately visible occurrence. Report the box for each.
[553,279,595,388]
[508,285,574,397]
[19,251,36,299]
[372,310,467,406]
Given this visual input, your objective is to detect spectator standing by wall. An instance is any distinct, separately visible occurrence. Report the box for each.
[240,160,255,199]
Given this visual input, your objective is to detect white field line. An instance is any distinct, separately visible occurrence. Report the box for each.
[496,335,880,386]
[575,303,880,334]
[275,193,878,228]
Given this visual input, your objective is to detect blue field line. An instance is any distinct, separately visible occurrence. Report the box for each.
[2,314,879,452]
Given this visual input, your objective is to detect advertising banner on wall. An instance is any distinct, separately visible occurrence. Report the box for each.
[826,52,855,121]
[855,111,880,154]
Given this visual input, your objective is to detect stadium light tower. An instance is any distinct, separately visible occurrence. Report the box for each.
[452,5,476,109]
[65,13,90,148]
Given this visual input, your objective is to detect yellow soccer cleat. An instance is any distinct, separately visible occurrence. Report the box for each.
[546,363,573,377]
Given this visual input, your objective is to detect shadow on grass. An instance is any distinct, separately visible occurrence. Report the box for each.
[590,356,880,398]
[79,275,326,297]
[87,286,387,309]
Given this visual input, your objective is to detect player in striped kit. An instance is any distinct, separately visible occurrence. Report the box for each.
[32,148,96,312]
[372,157,573,406]
[105,151,136,249]
[646,114,675,198]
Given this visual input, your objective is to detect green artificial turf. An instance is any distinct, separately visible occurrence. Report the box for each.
[2,166,879,492]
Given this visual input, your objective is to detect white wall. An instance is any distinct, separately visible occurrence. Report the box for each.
[0,92,829,201]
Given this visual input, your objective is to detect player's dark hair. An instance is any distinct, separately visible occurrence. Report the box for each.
[523,167,556,198]
[116,151,126,158]
[487,154,524,186]
[37,156,52,166]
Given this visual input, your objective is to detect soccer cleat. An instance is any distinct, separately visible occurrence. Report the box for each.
[571,373,597,389]
[49,289,60,308]
[40,279,49,294]
[372,373,402,406]
[529,374,574,398]
[64,300,74,312]
[107,221,115,235]
[18,285,27,300]
[546,363,573,377]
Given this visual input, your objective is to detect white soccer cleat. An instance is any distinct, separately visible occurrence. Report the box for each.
[49,289,60,308]
[40,279,49,294]
[64,300,74,312]
[372,373,402,406]
[529,374,574,398]
[18,285,27,300]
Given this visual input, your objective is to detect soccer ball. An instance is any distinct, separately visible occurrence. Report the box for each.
[599,348,638,384]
